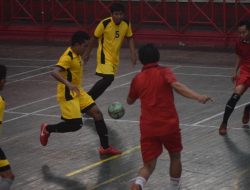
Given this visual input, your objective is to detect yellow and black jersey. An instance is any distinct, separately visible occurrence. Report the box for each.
[0,97,10,172]
[56,47,83,101]
[0,96,5,125]
[94,17,133,66]
[0,148,10,172]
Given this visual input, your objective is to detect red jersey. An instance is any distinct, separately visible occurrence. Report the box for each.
[235,40,250,72]
[128,63,179,137]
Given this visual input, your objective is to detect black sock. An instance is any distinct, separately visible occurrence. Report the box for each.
[46,119,83,133]
[222,93,241,124]
[94,119,109,149]
[244,103,250,112]
[88,75,114,100]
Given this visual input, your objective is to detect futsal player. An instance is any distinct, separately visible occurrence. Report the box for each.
[83,2,137,100]
[0,65,15,189]
[40,31,122,155]
[219,20,250,135]
[127,44,212,190]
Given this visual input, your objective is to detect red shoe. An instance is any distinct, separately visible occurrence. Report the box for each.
[219,123,227,136]
[131,183,142,190]
[242,107,250,124]
[40,123,50,146]
[99,145,122,155]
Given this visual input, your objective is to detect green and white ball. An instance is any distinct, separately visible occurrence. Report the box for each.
[108,102,125,119]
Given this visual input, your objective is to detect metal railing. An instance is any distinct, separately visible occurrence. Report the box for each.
[0,0,249,47]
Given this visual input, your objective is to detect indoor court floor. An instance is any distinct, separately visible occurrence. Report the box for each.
[0,43,250,190]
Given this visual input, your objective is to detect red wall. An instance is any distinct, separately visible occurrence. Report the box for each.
[0,0,250,47]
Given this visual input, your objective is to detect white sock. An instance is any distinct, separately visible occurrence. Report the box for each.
[135,176,146,190]
[169,177,181,190]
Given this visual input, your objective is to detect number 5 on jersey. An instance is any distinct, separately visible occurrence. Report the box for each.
[115,31,120,38]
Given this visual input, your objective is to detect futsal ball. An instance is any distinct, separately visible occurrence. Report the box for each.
[108,101,125,119]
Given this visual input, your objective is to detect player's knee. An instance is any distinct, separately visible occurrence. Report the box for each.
[66,119,83,131]
[103,75,114,86]
[93,109,103,121]
[227,93,240,108]
[89,105,103,120]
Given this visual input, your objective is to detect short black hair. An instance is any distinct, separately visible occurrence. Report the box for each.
[110,2,124,13]
[138,43,160,65]
[238,20,250,30]
[0,65,6,80]
[71,31,90,46]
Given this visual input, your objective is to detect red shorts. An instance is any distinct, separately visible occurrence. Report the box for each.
[140,129,183,163]
[236,68,250,87]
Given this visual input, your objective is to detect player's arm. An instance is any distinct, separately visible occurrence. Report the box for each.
[127,37,137,66]
[83,36,97,63]
[127,96,136,105]
[51,66,80,96]
[171,81,212,104]
[127,78,138,105]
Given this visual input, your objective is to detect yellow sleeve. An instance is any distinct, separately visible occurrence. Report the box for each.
[126,22,133,38]
[94,21,104,38]
[0,97,5,124]
[56,55,71,70]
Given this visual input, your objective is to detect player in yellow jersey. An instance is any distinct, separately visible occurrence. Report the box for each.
[40,31,122,155]
[84,2,137,100]
[0,65,15,189]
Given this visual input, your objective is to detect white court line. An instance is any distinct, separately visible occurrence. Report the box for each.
[3,105,58,123]
[5,79,103,112]
[6,78,102,111]
[6,66,181,112]
[6,96,56,111]
[1,119,249,145]
[1,120,246,144]
[0,55,233,70]
[115,70,139,78]
[8,65,53,78]
[115,66,180,79]
[5,80,132,114]
[3,64,226,117]
[161,63,234,70]
[5,63,231,86]
[4,80,133,119]
[6,65,40,68]
[0,57,56,62]
[4,110,250,133]
[5,69,141,111]
[175,72,230,78]
[192,101,250,126]
[6,71,52,85]
[174,65,233,70]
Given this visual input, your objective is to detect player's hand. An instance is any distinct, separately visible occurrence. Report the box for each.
[198,95,213,104]
[68,83,80,96]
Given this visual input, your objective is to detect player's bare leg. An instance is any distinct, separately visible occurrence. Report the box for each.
[130,159,156,190]
[242,104,250,124]
[169,152,182,190]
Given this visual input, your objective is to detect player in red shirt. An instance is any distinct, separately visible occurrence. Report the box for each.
[127,44,211,190]
[219,20,250,135]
